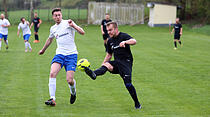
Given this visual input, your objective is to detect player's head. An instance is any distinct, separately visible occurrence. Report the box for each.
[0,14,5,19]
[106,21,119,38]
[20,17,25,23]
[34,12,38,17]
[105,13,110,20]
[176,18,180,23]
[52,8,62,24]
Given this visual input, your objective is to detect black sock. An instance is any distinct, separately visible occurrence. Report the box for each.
[35,34,39,40]
[94,66,108,76]
[174,41,177,48]
[104,43,107,52]
[179,41,181,45]
[125,84,140,105]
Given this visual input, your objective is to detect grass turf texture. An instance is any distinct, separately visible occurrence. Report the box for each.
[0,23,209,117]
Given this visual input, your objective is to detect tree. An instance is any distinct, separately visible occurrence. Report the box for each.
[3,0,8,19]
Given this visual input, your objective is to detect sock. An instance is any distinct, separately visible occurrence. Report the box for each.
[174,41,177,48]
[104,43,107,52]
[49,78,56,100]
[68,79,76,95]
[27,42,32,49]
[179,41,182,45]
[35,34,39,40]
[25,42,28,50]
[0,40,2,49]
[5,40,8,45]
[94,66,108,76]
[125,83,140,105]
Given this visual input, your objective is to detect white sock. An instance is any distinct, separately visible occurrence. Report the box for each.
[5,40,8,45]
[0,40,2,49]
[27,42,32,49]
[68,79,76,95]
[49,78,56,100]
[25,42,28,50]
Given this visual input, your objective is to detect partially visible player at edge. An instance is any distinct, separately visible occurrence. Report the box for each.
[101,13,112,52]
[17,17,32,52]
[0,14,10,50]
[39,8,85,106]
[84,22,142,109]
[30,12,42,43]
[171,18,183,50]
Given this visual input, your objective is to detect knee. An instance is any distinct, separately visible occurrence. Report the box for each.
[66,76,74,85]
[50,71,57,78]
[102,62,113,71]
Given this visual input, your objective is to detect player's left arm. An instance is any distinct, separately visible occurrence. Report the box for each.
[119,38,137,48]
[68,19,85,35]
[180,28,183,35]
[37,19,42,28]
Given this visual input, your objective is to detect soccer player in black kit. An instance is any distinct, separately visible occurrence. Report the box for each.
[30,12,42,43]
[101,13,112,51]
[171,18,182,50]
[84,22,141,109]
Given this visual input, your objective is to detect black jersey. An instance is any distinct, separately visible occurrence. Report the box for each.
[174,23,182,35]
[33,17,41,27]
[107,32,133,61]
[101,19,112,34]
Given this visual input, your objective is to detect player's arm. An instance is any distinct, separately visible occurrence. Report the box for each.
[68,19,85,35]
[102,53,112,65]
[101,25,104,35]
[120,38,137,48]
[180,27,183,35]
[39,37,53,55]
[37,19,42,28]
[171,28,174,34]
[17,29,20,36]
[30,22,34,29]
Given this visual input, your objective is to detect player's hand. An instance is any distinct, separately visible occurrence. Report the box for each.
[39,50,45,55]
[37,24,40,28]
[68,19,75,27]
[180,33,182,35]
[119,41,126,48]
[1,25,5,27]
[102,31,105,35]
[17,32,19,36]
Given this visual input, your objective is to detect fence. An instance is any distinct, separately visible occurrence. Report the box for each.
[0,8,87,24]
[88,2,144,25]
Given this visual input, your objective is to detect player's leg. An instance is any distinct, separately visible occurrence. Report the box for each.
[45,62,62,106]
[174,39,177,50]
[66,71,77,104]
[2,35,8,49]
[34,27,40,43]
[103,34,108,52]
[119,63,141,109]
[84,61,114,80]
[0,34,3,50]
[178,36,182,46]
[25,34,32,52]
[64,54,77,104]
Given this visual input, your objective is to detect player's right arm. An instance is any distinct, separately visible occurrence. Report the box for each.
[101,25,104,35]
[30,22,34,29]
[39,37,53,55]
[102,53,112,65]
[17,24,20,36]
[171,28,174,34]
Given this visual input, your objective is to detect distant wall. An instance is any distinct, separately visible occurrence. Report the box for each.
[88,2,144,25]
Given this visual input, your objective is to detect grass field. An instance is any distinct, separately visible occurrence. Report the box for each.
[0,23,209,117]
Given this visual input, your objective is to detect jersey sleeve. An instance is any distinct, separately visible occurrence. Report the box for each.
[107,39,113,54]
[101,20,104,25]
[48,27,55,39]
[18,24,21,30]
[180,24,182,28]
[6,19,10,25]
[122,33,133,41]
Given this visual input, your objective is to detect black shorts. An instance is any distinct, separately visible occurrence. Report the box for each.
[108,59,133,83]
[103,33,109,40]
[34,27,39,33]
[174,34,181,40]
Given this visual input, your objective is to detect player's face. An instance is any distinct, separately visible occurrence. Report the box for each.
[105,15,110,20]
[176,18,179,23]
[34,13,38,17]
[53,11,62,24]
[0,14,4,19]
[107,24,118,38]
[21,18,25,23]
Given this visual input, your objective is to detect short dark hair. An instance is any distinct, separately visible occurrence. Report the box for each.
[105,13,110,16]
[20,17,25,21]
[107,21,118,28]
[52,8,61,15]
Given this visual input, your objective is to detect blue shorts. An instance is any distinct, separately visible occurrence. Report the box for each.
[0,33,8,40]
[51,54,78,72]
[23,34,31,41]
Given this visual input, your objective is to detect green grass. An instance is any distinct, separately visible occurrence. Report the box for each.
[0,23,209,117]
[5,9,87,24]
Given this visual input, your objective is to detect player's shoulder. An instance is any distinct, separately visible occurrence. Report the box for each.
[119,32,130,37]
[50,24,57,31]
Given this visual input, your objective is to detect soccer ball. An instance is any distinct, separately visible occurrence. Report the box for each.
[77,58,90,71]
